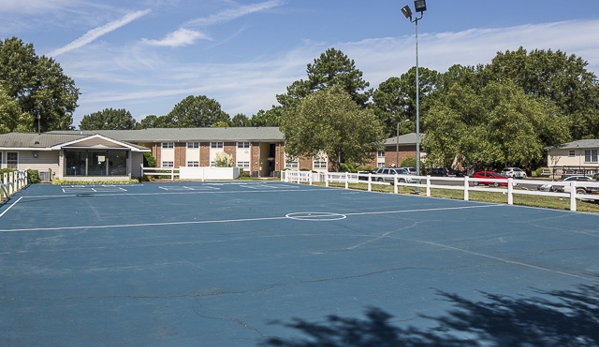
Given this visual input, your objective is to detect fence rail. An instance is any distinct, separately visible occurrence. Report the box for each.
[140,166,180,180]
[281,170,599,212]
[1,170,28,202]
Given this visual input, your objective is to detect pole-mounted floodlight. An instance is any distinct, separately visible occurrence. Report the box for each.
[401,5,412,19]
[402,0,426,192]
[414,0,427,13]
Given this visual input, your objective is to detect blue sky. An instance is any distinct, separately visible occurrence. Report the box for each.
[3,0,599,128]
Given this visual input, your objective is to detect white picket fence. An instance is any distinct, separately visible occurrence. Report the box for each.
[281,170,599,212]
[0,170,28,202]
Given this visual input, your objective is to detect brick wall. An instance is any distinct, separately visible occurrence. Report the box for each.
[200,143,210,167]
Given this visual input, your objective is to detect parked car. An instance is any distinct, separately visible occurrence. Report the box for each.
[400,167,418,175]
[374,167,414,184]
[472,171,509,186]
[537,176,595,194]
[429,168,451,177]
[501,167,527,179]
[357,169,378,180]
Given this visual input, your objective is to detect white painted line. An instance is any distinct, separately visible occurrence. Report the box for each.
[0,215,288,232]
[0,196,23,218]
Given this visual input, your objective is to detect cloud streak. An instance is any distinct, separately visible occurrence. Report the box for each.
[63,19,599,123]
[48,9,151,57]
[184,0,285,27]
[141,28,210,47]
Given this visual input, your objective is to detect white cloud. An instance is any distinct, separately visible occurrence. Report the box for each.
[184,0,285,27]
[141,28,210,47]
[48,9,151,57]
[0,0,76,14]
[66,19,599,124]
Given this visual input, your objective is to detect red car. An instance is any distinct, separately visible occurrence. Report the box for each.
[472,171,508,186]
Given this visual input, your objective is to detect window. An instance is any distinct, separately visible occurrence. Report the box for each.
[210,161,215,167]
[568,150,575,157]
[585,150,598,163]
[162,161,174,168]
[237,142,250,148]
[0,152,2,168]
[378,162,385,168]
[314,161,327,169]
[285,160,298,169]
[211,142,223,149]
[377,151,385,158]
[7,152,17,169]
[162,142,174,149]
[237,161,250,169]
[187,161,199,167]
[187,142,199,149]
[64,149,127,176]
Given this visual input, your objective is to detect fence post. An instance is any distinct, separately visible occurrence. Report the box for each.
[507,178,514,205]
[426,175,431,196]
[368,173,372,192]
[309,172,313,185]
[325,172,329,187]
[464,176,469,201]
[345,173,349,189]
[570,181,577,212]
[8,172,14,195]
[393,175,398,194]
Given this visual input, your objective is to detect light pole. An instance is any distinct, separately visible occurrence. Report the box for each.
[402,0,426,191]
[396,119,409,167]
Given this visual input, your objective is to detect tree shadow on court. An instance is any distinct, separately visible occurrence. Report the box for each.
[261,282,599,346]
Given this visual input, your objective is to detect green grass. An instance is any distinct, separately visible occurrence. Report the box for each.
[316,182,599,214]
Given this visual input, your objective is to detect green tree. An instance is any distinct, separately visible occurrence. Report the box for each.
[136,115,171,129]
[0,87,35,134]
[423,80,570,170]
[165,95,229,127]
[372,67,439,137]
[230,113,251,127]
[251,107,282,126]
[0,37,79,131]
[280,87,385,172]
[79,108,137,130]
[483,47,599,139]
[276,48,372,108]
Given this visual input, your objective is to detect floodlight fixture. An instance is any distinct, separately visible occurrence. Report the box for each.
[414,0,427,13]
[401,5,412,19]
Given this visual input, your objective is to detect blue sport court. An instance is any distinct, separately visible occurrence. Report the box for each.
[1,182,598,346]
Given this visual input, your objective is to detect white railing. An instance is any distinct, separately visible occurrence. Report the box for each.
[140,166,180,180]
[281,170,599,212]
[1,170,28,202]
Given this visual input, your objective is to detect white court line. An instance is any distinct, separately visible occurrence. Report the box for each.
[0,203,501,232]
[22,188,319,200]
[242,184,299,189]
[0,197,23,218]
[159,186,219,191]
[344,204,504,217]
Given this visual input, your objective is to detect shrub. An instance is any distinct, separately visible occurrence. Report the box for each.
[339,163,357,173]
[239,169,250,178]
[214,152,234,167]
[0,168,15,176]
[143,152,156,167]
[27,169,40,184]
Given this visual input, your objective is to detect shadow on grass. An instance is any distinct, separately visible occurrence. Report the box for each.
[261,283,599,346]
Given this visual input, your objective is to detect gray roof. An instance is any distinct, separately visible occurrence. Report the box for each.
[552,139,599,150]
[48,127,284,142]
[0,132,148,151]
[0,132,86,149]
[383,133,423,146]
